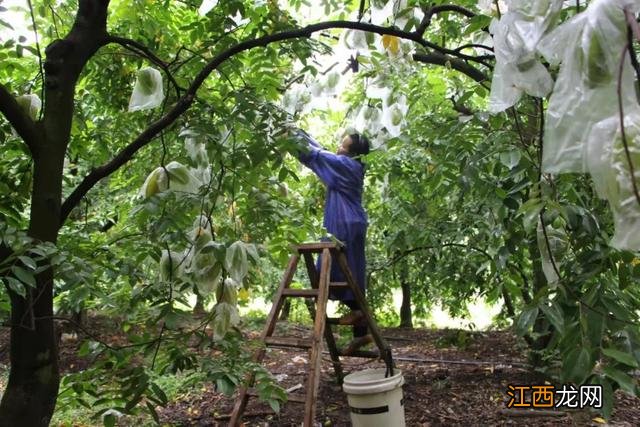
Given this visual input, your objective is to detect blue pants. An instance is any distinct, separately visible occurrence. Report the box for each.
[316,223,367,303]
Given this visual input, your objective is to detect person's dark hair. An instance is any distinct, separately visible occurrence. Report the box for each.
[348,133,370,158]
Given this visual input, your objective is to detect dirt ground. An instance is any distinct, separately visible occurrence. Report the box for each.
[154,326,640,426]
[1,322,638,426]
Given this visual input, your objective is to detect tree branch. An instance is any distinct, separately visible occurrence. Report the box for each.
[0,84,41,155]
[106,35,183,97]
[26,0,45,114]
[60,20,492,225]
[413,52,488,84]
[417,5,476,36]
[370,242,493,273]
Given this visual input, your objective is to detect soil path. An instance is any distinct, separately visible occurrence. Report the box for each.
[157,327,640,426]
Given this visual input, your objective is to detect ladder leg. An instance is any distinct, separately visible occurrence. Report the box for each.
[304,248,331,426]
[229,254,300,426]
[322,321,344,384]
[332,250,394,374]
[303,253,343,383]
[303,303,344,385]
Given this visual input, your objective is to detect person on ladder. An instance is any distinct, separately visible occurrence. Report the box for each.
[292,128,372,355]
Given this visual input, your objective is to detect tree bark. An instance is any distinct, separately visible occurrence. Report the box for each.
[0,1,110,425]
[526,237,553,369]
[398,259,413,328]
[0,147,64,427]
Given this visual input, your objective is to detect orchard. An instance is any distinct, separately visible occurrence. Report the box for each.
[0,0,639,425]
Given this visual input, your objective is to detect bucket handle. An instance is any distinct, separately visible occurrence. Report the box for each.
[384,348,394,377]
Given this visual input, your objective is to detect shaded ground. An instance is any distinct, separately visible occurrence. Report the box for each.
[1,321,638,426]
[155,326,639,426]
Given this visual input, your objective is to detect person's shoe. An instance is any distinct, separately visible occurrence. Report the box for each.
[338,310,364,325]
[342,334,373,356]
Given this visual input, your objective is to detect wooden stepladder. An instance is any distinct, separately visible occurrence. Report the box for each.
[229,242,394,426]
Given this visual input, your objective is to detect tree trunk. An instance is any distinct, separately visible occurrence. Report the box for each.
[1,272,59,427]
[0,148,65,426]
[0,2,110,424]
[526,237,553,369]
[194,294,206,316]
[398,260,413,328]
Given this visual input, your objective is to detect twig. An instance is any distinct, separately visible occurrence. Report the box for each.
[0,84,40,154]
[26,0,45,119]
[368,242,493,273]
[618,11,640,208]
[37,315,119,351]
[357,0,366,22]
[417,5,475,36]
[625,8,640,41]
[151,242,174,369]
[413,52,489,84]
[48,4,62,39]
[106,35,183,97]
[453,43,494,53]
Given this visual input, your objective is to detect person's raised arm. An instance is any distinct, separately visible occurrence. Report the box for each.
[291,129,351,188]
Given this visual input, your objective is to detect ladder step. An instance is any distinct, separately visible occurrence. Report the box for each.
[296,242,343,253]
[282,288,319,298]
[265,336,313,349]
[329,281,349,288]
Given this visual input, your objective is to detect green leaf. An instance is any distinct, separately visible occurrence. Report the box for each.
[602,348,639,368]
[564,347,593,384]
[150,382,168,405]
[11,266,35,287]
[581,308,605,347]
[540,301,564,334]
[268,398,280,413]
[592,376,614,420]
[18,255,37,270]
[146,401,160,424]
[603,366,636,394]
[216,376,235,395]
[103,414,116,427]
[278,167,288,181]
[224,241,248,283]
[515,307,538,336]
[5,277,25,297]
[0,19,14,30]
[518,198,543,232]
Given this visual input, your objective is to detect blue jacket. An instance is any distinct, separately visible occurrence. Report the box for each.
[295,130,368,238]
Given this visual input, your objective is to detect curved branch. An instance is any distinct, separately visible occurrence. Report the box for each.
[0,84,41,155]
[417,5,476,36]
[454,43,494,53]
[369,242,493,273]
[60,20,492,225]
[106,35,183,97]
[413,52,488,84]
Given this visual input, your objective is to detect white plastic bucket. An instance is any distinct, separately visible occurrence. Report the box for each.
[342,368,405,427]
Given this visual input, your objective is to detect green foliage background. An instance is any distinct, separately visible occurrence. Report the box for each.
[0,0,639,423]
